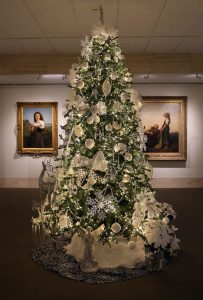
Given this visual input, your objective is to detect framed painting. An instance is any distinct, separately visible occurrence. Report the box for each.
[141,96,187,160]
[17,102,58,154]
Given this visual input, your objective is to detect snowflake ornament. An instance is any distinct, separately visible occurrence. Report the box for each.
[87,192,117,220]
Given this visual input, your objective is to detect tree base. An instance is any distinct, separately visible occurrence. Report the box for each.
[32,236,171,283]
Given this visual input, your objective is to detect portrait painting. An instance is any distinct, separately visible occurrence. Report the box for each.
[17,102,58,154]
[141,97,187,160]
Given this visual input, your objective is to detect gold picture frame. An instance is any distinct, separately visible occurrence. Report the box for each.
[141,96,187,161]
[17,102,58,155]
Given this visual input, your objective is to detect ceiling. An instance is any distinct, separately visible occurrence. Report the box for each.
[0,0,203,55]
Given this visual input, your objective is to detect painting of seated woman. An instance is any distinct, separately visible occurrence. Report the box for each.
[141,97,187,161]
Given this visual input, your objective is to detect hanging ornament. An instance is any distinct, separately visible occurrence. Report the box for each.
[96,101,107,115]
[124,165,134,173]
[95,115,100,123]
[114,143,127,153]
[104,53,111,61]
[145,161,153,179]
[76,80,85,89]
[122,174,130,183]
[97,35,106,45]
[124,152,133,161]
[74,124,84,137]
[113,121,122,130]
[110,71,117,80]
[81,61,89,70]
[92,151,108,172]
[113,101,124,113]
[66,167,74,176]
[120,92,129,101]
[111,222,121,233]
[162,216,170,225]
[58,213,68,229]
[64,146,70,156]
[85,139,95,149]
[102,78,111,97]
[69,67,78,87]
[105,123,113,131]
[115,49,122,59]
[87,116,94,124]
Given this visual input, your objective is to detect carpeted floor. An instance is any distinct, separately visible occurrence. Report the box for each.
[0,188,202,300]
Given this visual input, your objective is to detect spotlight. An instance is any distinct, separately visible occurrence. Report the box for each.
[144,74,149,79]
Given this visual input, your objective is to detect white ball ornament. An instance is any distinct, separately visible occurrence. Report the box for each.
[124,152,132,161]
[113,121,122,130]
[105,123,113,131]
[77,80,85,89]
[85,139,95,149]
[162,216,170,225]
[122,174,130,183]
[74,125,84,137]
[111,222,121,233]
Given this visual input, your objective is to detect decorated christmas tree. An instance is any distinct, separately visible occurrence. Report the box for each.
[33,27,179,278]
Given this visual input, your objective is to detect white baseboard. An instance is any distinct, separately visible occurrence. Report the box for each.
[0,177,203,188]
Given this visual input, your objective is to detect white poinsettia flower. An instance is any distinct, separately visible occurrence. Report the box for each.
[114,143,127,153]
[142,220,172,249]
[85,139,95,149]
[105,123,113,131]
[122,174,130,183]
[111,222,121,233]
[113,121,122,130]
[76,80,85,89]
[74,124,84,137]
[81,61,89,70]
[120,92,129,101]
[124,152,132,161]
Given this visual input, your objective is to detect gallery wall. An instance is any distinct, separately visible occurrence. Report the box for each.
[0,83,203,187]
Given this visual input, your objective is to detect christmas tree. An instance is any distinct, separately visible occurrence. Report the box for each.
[37,27,179,274]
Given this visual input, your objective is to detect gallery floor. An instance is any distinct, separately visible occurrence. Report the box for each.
[0,188,202,300]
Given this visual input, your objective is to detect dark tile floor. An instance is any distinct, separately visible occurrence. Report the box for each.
[0,188,202,300]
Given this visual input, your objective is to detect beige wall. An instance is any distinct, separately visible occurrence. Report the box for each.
[0,83,203,187]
